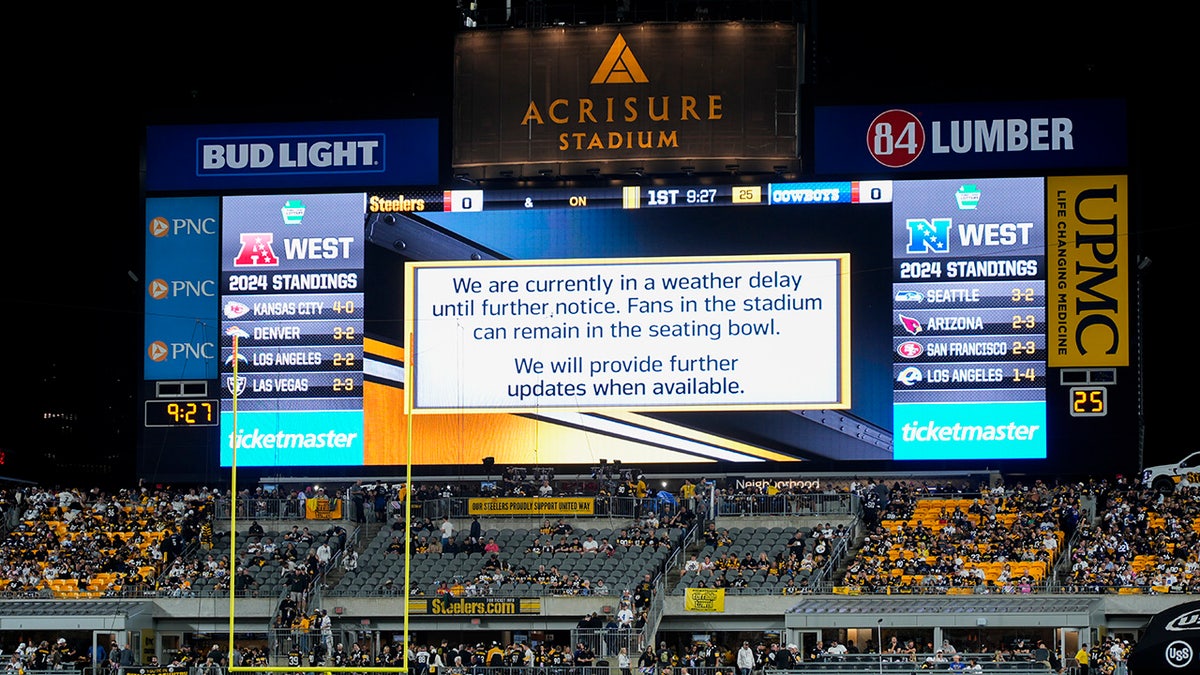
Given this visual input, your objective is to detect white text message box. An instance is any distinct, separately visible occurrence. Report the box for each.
[406,255,850,413]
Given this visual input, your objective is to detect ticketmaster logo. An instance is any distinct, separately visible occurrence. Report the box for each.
[900,419,1041,442]
[227,427,359,449]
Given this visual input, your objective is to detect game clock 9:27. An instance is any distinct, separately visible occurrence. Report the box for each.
[144,399,219,427]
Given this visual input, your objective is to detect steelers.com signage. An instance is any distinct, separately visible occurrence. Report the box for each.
[453,23,798,177]
[408,597,542,615]
[814,100,1126,174]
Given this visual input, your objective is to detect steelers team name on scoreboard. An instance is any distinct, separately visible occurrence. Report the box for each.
[432,181,894,213]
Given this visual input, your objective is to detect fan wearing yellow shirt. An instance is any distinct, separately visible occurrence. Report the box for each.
[633,476,648,499]
[680,479,697,502]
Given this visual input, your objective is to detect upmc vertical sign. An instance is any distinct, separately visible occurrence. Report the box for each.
[1048,176,1129,367]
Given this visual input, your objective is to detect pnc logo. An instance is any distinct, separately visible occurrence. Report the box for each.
[591,34,648,84]
[147,341,168,362]
[148,279,169,300]
[149,217,170,238]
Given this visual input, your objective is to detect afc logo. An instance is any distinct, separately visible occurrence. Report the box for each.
[234,233,279,267]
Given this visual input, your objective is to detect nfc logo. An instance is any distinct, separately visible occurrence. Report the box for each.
[906,218,951,254]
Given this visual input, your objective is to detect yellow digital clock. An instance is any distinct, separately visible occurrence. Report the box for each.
[145,399,219,427]
[1069,386,1107,417]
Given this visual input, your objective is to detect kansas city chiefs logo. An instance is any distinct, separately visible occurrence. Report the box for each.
[224,300,251,319]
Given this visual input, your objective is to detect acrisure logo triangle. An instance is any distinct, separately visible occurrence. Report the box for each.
[590,34,648,84]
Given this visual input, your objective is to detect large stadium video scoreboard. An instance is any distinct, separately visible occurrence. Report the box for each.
[142,175,1133,472]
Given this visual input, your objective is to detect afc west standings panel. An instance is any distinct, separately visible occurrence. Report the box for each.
[218,194,366,467]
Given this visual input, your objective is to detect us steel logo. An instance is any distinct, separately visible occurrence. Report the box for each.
[1165,640,1193,669]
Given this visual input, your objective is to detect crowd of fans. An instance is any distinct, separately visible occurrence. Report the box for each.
[0,485,211,598]
[3,471,1183,675]
[684,521,849,586]
[0,631,1140,675]
[0,472,1196,603]
[840,480,1063,593]
[4,637,138,672]
[1065,482,1200,592]
[397,509,688,601]
[0,629,1141,675]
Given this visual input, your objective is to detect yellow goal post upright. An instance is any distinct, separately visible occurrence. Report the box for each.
[226,334,412,673]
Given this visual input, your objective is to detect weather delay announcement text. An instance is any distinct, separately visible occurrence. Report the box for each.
[406,255,850,413]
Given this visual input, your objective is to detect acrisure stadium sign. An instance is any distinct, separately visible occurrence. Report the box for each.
[453,23,799,178]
